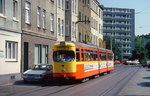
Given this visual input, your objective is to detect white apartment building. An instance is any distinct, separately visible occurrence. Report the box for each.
[0,0,21,81]
[90,0,103,47]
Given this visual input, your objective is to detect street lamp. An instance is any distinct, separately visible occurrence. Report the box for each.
[75,20,90,24]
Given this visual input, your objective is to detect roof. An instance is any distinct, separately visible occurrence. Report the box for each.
[64,41,113,53]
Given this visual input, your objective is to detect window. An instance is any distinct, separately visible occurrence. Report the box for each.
[62,0,64,9]
[72,0,74,12]
[79,12,81,21]
[81,49,85,61]
[53,51,75,62]
[58,18,61,35]
[99,24,101,34]
[42,9,46,29]
[37,7,41,27]
[76,48,80,61]
[25,1,31,24]
[58,0,61,8]
[100,53,106,60]
[0,0,5,14]
[50,13,54,31]
[108,54,113,60]
[13,0,18,19]
[62,20,64,36]
[6,41,18,60]
[34,44,48,64]
[75,0,77,13]
[66,1,69,10]
[72,22,74,37]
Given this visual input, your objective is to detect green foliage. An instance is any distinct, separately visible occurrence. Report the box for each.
[131,36,148,63]
[104,36,122,61]
[145,42,150,58]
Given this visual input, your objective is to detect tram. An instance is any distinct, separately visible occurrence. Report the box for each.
[52,41,114,80]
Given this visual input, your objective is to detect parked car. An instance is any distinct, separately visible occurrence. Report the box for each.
[123,62,128,65]
[23,64,53,83]
[114,61,121,64]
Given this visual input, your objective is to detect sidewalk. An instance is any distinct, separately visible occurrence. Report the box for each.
[118,67,150,96]
[0,73,21,86]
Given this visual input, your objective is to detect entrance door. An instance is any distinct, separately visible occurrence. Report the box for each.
[24,42,29,72]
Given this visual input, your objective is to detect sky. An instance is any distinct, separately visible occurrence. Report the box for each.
[98,0,150,36]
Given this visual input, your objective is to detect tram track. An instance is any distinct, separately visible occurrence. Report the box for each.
[99,66,140,96]
[42,66,140,96]
[11,66,139,96]
[61,66,139,96]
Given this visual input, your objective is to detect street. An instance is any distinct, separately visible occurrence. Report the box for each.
[0,65,149,96]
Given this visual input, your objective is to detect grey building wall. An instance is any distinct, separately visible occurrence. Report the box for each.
[0,0,21,32]
[21,0,57,72]
[65,0,72,41]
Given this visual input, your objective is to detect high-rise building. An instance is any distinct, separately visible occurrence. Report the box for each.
[103,7,135,59]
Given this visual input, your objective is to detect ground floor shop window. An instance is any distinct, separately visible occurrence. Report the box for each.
[34,44,48,64]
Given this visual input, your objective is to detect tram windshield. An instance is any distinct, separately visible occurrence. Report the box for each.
[53,51,75,62]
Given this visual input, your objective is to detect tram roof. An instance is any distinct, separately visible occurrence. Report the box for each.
[69,41,113,53]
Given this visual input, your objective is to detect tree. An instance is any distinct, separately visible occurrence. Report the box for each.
[131,36,148,63]
[145,42,150,58]
[104,36,122,61]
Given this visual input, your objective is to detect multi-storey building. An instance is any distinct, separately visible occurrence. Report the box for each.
[65,0,78,41]
[57,0,66,41]
[21,0,57,72]
[0,0,22,80]
[103,7,135,59]
[77,0,91,43]
[90,0,103,47]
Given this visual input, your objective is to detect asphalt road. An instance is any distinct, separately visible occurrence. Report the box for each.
[0,64,140,96]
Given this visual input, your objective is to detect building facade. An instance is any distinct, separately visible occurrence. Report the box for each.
[0,0,22,80]
[56,0,66,41]
[90,0,103,47]
[65,0,78,42]
[103,7,135,59]
[21,0,57,72]
[77,0,91,43]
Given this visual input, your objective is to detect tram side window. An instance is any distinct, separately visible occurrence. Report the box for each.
[81,49,85,61]
[89,50,93,61]
[108,54,113,60]
[100,53,106,60]
[93,51,98,61]
[85,49,91,61]
[76,48,80,61]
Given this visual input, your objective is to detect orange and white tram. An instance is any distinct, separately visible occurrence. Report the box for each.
[53,41,114,80]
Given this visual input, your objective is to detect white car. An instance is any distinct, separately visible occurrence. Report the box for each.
[23,64,53,82]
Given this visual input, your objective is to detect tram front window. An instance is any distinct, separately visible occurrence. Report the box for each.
[53,51,75,62]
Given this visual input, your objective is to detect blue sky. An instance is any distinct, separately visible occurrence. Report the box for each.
[99,0,150,35]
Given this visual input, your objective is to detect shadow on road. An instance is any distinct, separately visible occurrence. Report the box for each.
[13,79,79,87]
[13,80,42,87]
[137,82,150,87]
[146,69,150,71]
[119,95,149,96]
[143,77,150,79]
